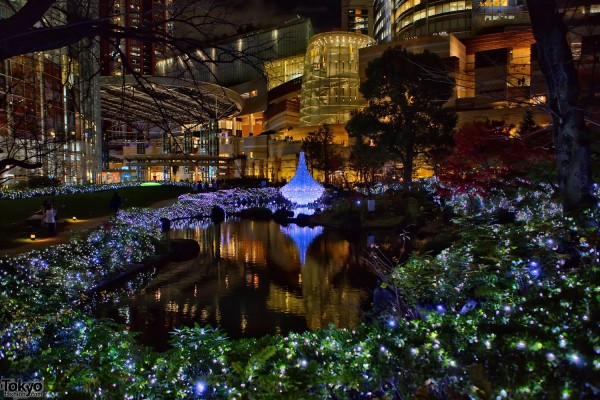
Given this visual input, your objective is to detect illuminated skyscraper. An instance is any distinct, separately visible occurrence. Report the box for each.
[341,0,374,38]
[100,0,172,76]
[373,0,393,43]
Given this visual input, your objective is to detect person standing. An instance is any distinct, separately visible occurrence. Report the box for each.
[44,202,57,236]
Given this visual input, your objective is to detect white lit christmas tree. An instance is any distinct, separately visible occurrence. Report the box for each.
[280,152,325,205]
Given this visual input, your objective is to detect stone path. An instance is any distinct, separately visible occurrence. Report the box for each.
[0,198,179,257]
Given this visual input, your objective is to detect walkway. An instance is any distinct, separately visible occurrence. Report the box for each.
[0,198,179,257]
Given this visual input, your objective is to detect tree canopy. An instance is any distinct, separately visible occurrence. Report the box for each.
[346,46,456,189]
[301,124,344,184]
[439,119,554,195]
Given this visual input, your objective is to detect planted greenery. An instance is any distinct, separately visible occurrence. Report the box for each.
[0,183,598,398]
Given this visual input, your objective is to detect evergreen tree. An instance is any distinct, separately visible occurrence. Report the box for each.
[518,109,538,136]
[346,46,456,189]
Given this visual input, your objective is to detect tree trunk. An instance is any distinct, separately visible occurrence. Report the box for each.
[527,0,595,213]
[402,130,415,190]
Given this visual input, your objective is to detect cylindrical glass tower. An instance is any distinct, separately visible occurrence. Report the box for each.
[299,32,375,127]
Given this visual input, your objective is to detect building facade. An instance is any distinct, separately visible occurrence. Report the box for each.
[0,2,101,185]
[100,0,172,76]
[374,0,393,43]
[342,0,375,38]
[157,18,314,87]
[299,32,375,127]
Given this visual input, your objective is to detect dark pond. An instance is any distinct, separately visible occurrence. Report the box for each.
[92,220,399,351]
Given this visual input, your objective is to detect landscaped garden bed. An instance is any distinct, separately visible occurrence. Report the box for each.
[0,183,598,399]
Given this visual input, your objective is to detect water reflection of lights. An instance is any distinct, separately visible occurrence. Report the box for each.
[280,224,324,265]
[292,206,316,217]
[118,307,131,325]
[266,285,305,315]
[93,219,377,348]
[241,313,247,335]
[215,304,221,324]
[253,273,259,289]
[166,301,178,313]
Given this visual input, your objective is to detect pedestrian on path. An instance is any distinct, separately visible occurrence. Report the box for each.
[44,202,57,236]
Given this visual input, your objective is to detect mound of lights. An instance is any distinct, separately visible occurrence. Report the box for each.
[280,152,325,205]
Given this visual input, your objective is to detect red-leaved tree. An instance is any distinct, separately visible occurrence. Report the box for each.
[439,120,554,195]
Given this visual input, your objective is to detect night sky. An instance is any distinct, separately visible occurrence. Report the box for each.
[230,0,342,33]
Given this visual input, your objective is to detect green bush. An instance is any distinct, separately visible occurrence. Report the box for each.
[2,184,599,399]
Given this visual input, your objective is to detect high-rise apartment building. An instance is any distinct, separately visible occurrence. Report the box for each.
[100,0,172,76]
[341,0,374,38]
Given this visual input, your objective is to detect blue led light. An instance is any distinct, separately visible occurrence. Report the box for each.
[280,152,325,205]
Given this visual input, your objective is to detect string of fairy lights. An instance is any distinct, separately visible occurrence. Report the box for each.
[0,181,194,199]
[0,181,598,398]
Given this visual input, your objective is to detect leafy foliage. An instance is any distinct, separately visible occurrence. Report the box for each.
[346,46,457,188]
[438,120,554,195]
[27,175,62,189]
[347,128,388,195]
[301,124,344,184]
[1,184,599,399]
